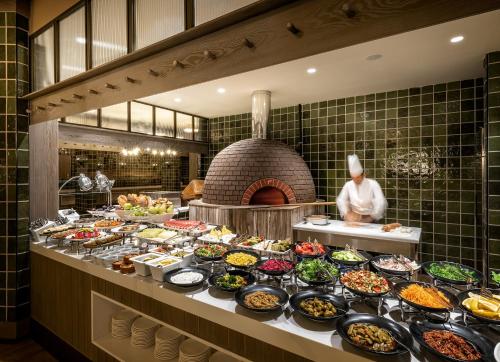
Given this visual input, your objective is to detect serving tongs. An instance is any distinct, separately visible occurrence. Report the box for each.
[391,254,415,275]
[426,285,454,310]
[345,244,366,261]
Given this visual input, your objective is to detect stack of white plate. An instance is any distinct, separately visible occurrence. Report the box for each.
[111,309,139,339]
[153,326,185,360]
[209,351,242,362]
[131,317,158,348]
[179,338,212,362]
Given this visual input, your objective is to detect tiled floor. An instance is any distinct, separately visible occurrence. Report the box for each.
[0,339,56,362]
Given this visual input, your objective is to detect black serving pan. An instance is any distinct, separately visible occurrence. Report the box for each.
[422,261,482,286]
[164,267,210,288]
[457,288,500,325]
[336,313,413,356]
[370,254,421,276]
[393,281,458,313]
[223,249,260,269]
[208,269,256,292]
[327,249,371,267]
[295,259,339,286]
[289,290,348,322]
[410,321,495,362]
[255,259,294,276]
[291,242,326,259]
[235,284,289,312]
[340,270,392,297]
[193,245,228,262]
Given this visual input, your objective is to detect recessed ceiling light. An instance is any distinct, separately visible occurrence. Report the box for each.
[366,54,383,61]
[307,67,317,74]
[174,97,182,103]
[450,35,464,43]
[217,87,226,94]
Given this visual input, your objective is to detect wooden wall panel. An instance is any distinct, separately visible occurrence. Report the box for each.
[29,120,59,219]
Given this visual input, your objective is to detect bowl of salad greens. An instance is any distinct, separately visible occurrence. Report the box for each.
[327,248,371,266]
[208,269,255,292]
[295,259,339,286]
[491,271,500,286]
[422,261,482,285]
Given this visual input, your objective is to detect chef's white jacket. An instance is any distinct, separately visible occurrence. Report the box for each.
[336,178,387,221]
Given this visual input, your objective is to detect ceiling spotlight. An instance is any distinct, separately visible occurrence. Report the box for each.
[174,97,182,103]
[121,149,128,156]
[450,35,464,43]
[306,67,317,74]
[167,149,172,155]
[145,147,151,152]
[160,151,165,156]
[172,151,177,156]
[217,87,226,94]
[152,149,158,155]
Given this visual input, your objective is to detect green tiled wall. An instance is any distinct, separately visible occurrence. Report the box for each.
[0,11,30,323]
[208,79,484,268]
[486,51,500,273]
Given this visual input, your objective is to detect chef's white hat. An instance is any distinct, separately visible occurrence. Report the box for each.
[348,154,363,177]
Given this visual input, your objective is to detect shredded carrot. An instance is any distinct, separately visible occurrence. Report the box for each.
[400,284,450,308]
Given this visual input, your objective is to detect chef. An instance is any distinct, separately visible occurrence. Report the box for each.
[336,154,387,223]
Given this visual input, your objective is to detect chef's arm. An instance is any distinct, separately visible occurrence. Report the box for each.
[370,181,387,221]
[336,184,350,218]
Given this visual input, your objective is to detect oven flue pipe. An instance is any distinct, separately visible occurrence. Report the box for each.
[251,90,271,139]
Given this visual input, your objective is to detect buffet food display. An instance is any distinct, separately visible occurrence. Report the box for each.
[32,212,499,362]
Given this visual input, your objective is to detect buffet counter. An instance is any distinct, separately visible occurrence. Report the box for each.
[293,221,421,259]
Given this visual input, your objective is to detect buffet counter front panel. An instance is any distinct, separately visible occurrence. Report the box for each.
[293,221,421,259]
[31,243,370,362]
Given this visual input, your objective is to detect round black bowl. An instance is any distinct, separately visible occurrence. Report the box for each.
[393,281,458,313]
[370,254,421,276]
[235,284,289,313]
[295,260,339,286]
[336,313,413,356]
[421,261,482,286]
[208,269,256,292]
[327,249,371,267]
[410,321,495,362]
[255,259,294,276]
[457,288,500,324]
[194,245,228,262]
[340,271,392,297]
[223,249,261,269]
[164,267,210,288]
[289,290,349,322]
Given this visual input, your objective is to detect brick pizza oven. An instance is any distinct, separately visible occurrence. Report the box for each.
[203,91,316,206]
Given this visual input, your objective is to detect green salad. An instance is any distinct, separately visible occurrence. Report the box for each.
[295,259,338,282]
[428,262,477,282]
[492,271,500,284]
[330,250,364,262]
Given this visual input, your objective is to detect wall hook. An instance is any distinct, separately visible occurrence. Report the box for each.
[243,38,255,48]
[172,60,184,69]
[148,69,159,77]
[72,93,84,99]
[342,3,356,18]
[105,83,116,89]
[36,106,46,111]
[125,76,137,83]
[88,89,99,95]
[48,102,58,107]
[60,98,70,103]
[286,22,301,35]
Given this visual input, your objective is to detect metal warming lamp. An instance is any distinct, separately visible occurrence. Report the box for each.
[58,172,115,206]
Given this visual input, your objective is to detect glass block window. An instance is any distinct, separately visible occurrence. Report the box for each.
[193,117,208,142]
[65,110,98,126]
[176,112,193,140]
[134,0,184,49]
[156,108,175,137]
[59,7,86,80]
[130,102,153,134]
[194,0,257,25]
[101,102,128,131]
[32,26,55,91]
[92,0,127,67]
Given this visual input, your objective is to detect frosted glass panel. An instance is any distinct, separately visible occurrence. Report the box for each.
[101,103,128,131]
[195,0,257,25]
[131,102,153,134]
[59,7,86,80]
[135,0,184,49]
[33,26,55,91]
[65,110,98,126]
[92,0,127,67]
[193,117,208,142]
[156,108,175,137]
[176,113,193,140]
